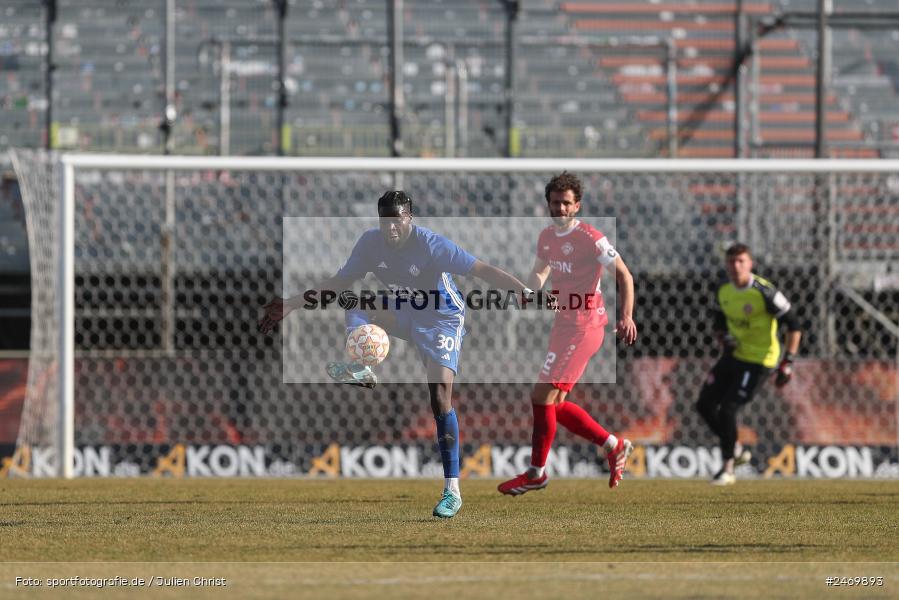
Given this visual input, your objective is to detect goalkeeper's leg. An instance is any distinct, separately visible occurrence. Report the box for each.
[712,360,771,484]
[695,357,731,439]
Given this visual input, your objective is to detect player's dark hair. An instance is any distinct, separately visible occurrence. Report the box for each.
[377,190,413,217]
[725,242,752,258]
[545,171,583,204]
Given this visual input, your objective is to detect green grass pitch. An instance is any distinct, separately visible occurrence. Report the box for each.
[1,478,897,599]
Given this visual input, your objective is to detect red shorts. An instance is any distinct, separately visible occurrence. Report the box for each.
[537,320,606,392]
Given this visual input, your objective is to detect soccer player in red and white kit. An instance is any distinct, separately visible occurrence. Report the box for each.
[498,171,638,495]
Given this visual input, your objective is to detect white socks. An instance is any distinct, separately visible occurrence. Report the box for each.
[445,477,460,496]
[527,465,546,479]
[599,434,618,458]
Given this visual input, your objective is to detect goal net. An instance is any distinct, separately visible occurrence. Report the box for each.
[8,150,899,478]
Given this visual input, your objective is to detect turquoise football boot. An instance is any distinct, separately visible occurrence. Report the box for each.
[326,362,377,389]
[432,489,463,518]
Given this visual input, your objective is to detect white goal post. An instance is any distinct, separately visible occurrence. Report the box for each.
[10,151,899,478]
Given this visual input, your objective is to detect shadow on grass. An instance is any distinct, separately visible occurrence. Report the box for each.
[617,543,827,554]
[0,498,406,507]
[288,542,828,557]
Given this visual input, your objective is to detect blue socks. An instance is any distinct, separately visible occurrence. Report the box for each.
[435,409,460,478]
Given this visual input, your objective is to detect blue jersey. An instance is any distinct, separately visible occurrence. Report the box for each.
[335,225,476,326]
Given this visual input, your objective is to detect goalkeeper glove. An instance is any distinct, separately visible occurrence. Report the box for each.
[774,352,794,388]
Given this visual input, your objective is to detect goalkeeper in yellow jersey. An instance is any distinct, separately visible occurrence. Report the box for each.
[696,243,802,486]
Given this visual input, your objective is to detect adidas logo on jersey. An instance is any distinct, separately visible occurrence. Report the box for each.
[378,262,388,268]
[441,353,451,360]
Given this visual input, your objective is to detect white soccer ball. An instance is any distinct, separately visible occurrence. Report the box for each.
[346,324,390,366]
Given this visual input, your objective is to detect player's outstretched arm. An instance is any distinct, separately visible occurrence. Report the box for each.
[469,259,530,294]
[258,274,354,334]
[469,259,558,308]
[613,256,637,345]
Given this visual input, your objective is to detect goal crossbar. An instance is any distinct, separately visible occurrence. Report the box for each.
[60,154,899,173]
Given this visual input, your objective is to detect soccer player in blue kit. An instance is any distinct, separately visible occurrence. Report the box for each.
[259,191,537,518]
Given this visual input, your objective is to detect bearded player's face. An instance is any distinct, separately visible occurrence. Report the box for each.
[548,189,580,228]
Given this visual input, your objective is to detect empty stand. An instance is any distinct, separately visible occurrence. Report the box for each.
[0,1,896,158]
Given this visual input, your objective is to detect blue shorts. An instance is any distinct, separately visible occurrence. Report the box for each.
[347,308,465,373]
[395,309,465,373]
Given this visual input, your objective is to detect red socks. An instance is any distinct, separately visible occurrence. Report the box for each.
[532,402,612,470]
[555,401,610,446]
[530,403,557,468]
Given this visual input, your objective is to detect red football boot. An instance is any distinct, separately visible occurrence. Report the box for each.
[497,472,549,496]
[607,438,634,489]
